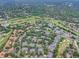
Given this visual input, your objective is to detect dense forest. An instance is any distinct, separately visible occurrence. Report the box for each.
[0,0,79,23]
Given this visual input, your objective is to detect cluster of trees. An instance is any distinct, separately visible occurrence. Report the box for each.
[0,4,79,23]
[13,20,56,57]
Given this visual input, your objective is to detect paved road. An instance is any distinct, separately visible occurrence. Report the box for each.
[47,35,61,57]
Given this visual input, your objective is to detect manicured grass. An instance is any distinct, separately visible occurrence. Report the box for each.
[7,16,79,36]
[50,19,79,36]
[54,39,72,58]
[8,16,40,25]
[0,29,13,50]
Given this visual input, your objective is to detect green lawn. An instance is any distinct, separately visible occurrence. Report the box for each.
[8,16,40,25]
[55,39,72,58]
[7,16,79,36]
[49,18,79,36]
[0,29,13,50]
